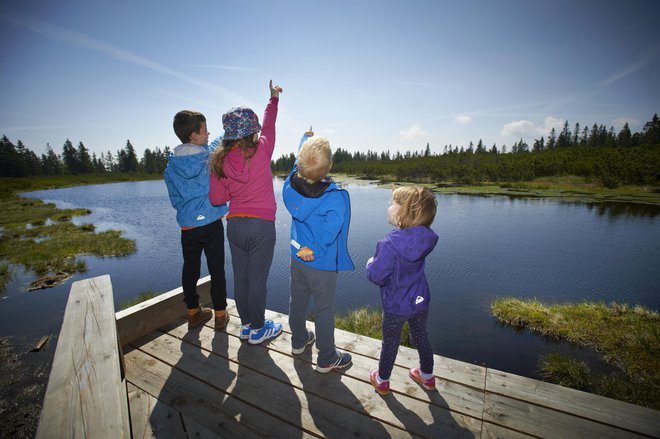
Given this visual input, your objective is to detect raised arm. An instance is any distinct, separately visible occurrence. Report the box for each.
[259,80,283,158]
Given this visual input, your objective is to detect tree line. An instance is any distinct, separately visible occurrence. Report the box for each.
[272,114,660,188]
[0,137,170,177]
[2,114,659,187]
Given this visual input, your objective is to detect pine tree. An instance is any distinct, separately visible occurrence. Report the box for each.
[617,122,632,147]
[77,142,93,173]
[41,143,62,175]
[0,136,21,177]
[547,128,557,150]
[62,139,80,174]
[642,113,660,146]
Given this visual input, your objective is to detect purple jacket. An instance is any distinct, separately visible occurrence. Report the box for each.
[366,226,438,316]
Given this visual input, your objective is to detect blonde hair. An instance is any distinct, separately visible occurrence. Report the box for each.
[297,137,332,183]
[391,186,437,228]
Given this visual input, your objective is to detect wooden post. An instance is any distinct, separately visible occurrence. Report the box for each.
[36,275,130,439]
[115,275,212,346]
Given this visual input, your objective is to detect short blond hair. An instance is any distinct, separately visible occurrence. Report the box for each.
[297,137,332,183]
[391,186,437,228]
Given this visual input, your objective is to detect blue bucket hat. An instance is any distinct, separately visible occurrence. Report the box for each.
[222,107,261,140]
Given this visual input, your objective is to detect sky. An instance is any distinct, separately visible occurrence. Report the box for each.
[1,0,660,161]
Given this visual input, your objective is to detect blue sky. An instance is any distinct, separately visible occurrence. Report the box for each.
[1,0,659,161]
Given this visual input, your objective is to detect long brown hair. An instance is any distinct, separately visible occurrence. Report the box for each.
[210,134,258,178]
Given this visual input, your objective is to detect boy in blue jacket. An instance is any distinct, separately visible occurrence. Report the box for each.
[283,130,354,373]
[164,110,229,331]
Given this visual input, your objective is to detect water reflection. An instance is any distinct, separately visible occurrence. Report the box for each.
[585,201,660,219]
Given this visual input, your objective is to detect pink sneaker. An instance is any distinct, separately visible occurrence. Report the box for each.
[369,370,390,395]
[409,367,436,390]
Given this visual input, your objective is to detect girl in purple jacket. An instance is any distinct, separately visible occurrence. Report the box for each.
[366,186,439,395]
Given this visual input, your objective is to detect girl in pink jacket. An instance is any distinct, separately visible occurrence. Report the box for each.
[210,80,283,345]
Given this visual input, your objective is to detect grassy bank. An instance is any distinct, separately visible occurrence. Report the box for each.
[369,175,660,206]
[491,298,660,409]
[0,174,146,291]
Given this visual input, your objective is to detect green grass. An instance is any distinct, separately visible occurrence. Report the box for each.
[0,173,163,199]
[120,290,159,310]
[492,297,660,408]
[335,306,413,348]
[0,176,140,291]
[538,352,592,390]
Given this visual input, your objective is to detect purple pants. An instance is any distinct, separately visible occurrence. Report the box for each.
[378,309,434,380]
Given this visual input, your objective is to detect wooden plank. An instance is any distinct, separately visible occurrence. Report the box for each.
[124,346,305,439]
[483,392,648,439]
[261,306,488,390]
[180,414,225,439]
[486,368,660,438]
[157,319,483,438]
[134,330,417,438]
[36,275,130,439]
[116,275,213,346]
[209,305,487,419]
[480,422,537,439]
[128,383,186,439]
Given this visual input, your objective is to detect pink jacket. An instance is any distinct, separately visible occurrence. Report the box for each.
[209,97,278,221]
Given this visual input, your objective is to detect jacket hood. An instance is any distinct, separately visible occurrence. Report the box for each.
[386,226,438,262]
[285,180,338,222]
[221,148,251,184]
[167,147,210,180]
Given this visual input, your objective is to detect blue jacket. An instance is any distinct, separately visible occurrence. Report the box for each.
[164,143,228,228]
[282,136,354,271]
[366,226,438,316]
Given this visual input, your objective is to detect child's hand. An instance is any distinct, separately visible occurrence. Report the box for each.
[296,246,315,262]
[304,125,314,137]
[366,256,374,268]
[270,80,283,98]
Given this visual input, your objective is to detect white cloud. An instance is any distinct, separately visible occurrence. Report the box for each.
[501,116,564,139]
[500,120,536,138]
[612,117,639,130]
[542,116,564,133]
[399,124,428,142]
[454,115,473,125]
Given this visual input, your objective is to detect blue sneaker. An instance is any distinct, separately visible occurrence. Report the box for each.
[239,324,250,340]
[248,320,282,344]
[316,350,352,373]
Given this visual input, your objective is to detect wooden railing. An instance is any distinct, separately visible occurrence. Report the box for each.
[36,274,213,438]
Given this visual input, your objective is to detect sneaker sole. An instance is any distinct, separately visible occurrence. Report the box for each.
[370,371,390,395]
[291,333,315,354]
[316,360,352,373]
[248,326,283,345]
[409,371,436,391]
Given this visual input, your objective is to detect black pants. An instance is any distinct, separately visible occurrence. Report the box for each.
[180,219,227,310]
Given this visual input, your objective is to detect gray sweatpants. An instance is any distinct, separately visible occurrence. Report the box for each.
[227,217,276,330]
[289,258,338,365]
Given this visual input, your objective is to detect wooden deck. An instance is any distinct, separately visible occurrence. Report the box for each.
[38,275,660,438]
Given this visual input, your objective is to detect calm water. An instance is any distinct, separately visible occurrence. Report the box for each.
[3,179,660,379]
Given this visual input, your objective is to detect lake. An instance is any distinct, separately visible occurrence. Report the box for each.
[3,178,660,380]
